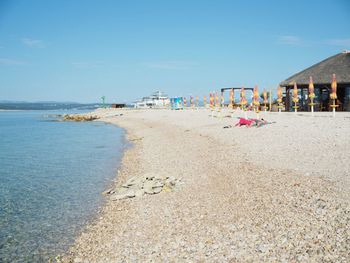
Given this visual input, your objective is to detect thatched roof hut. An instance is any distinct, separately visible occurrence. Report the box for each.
[280,51,350,111]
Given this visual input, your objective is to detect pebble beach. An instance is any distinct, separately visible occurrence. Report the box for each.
[64,108,350,262]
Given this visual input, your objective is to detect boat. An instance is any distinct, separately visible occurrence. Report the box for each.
[134,91,169,108]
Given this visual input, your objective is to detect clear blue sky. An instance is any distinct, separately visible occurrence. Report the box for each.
[0,0,349,103]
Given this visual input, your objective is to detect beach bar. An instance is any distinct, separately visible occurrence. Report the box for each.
[280,51,350,112]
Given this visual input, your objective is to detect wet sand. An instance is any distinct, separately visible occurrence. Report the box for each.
[65,108,350,262]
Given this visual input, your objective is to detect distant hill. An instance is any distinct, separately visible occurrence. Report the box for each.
[0,101,103,110]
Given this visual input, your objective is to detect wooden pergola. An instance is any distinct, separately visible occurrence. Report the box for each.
[220,87,254,93]
[220,87,254,106]
[220,87,254,96]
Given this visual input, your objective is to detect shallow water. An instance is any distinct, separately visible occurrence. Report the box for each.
[0,111,126,262]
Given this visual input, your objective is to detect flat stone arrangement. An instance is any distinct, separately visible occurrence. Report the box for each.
[105,174,183,200]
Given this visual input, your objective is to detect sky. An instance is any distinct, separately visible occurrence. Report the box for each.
[0,0,349,103]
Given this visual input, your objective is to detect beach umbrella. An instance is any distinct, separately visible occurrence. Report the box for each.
[330,74,338,116]
[253,85,260,118]
[215,92,219,107]
[228,89,235,118]
[292,82,299,112]
[203,95,207,107]
[195,96,199,108]
[253,85,260,107]
[229,89,234,109]
[263,89,268,111]
[240,87,248,107]
[240,87,247,106]
[240,87,247,108]
[309,77,315,98]
[308,76,315,114]
[330,74,337,100]
[209,93,215,117]
[240,87,248,118]
[216,92,223,117]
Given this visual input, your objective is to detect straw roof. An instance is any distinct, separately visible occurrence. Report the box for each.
[280,51,350,86]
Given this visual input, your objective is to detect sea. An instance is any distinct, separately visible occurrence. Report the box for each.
[0,110,126,262]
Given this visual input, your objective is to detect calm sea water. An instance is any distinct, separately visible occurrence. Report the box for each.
[0,111,126,262]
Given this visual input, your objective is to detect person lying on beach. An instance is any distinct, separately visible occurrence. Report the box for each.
[251,118,268,127]
[235,118,268,128]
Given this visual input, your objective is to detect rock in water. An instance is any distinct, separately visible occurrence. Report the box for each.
[63,114,99,122]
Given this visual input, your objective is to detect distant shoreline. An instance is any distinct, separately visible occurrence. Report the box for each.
[0,109,23,111]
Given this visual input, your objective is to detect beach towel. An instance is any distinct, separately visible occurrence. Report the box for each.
[236,118,254,126]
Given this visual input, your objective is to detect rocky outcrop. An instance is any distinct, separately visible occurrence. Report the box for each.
[63,114,99,122]
[105,173,183,201]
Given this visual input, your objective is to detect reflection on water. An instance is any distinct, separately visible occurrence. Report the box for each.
[0,111,125,262]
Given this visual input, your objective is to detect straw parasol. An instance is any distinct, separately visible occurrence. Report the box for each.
[263,89,268,111]
[308,76,315,114]
[330,73,338,116]
[292,82,299,112]
[330,73,337,100]
[240,87,248,118]
[240,87,247,107]
[253,85,260,108]
[229,89,234,109]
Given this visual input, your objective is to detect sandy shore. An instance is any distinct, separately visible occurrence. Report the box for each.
[65,108,350,262]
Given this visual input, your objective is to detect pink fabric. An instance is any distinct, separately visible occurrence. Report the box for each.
[236,118,254,126]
